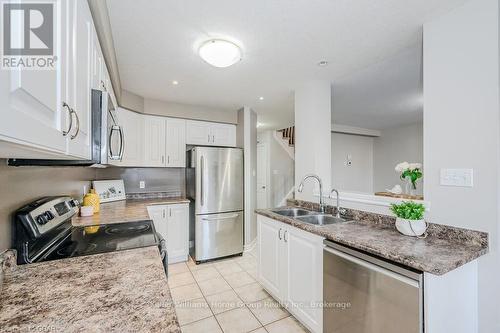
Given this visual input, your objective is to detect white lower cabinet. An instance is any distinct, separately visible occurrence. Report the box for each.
[148,203,189,264]
[257,215,324,333]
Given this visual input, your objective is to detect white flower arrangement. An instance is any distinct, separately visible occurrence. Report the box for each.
[395,161,423,191]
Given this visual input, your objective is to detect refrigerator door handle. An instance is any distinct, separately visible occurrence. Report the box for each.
[200,155,205,207]
[201,213,239,221]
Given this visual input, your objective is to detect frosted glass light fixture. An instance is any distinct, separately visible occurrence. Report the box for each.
[198,39,242,68]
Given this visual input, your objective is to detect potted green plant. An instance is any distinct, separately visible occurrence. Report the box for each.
[390,201,427,237]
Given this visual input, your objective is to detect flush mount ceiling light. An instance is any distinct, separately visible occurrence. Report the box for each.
[317,60,329,67]
[172,80,179,85]
[259,96,264,100]
[198,39,242,68]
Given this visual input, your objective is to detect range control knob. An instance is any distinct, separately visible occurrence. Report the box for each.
[44,211,55,221]
[36,214,48,225]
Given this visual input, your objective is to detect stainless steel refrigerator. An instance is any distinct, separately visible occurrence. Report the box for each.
[187,147,244,263]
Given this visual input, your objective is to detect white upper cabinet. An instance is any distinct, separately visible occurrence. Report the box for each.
[111,108,144,167]
[143,115,166,167]
[186,120,212,145]
[211,123,237,147]
[186,120,236,147]
[0,0,97,159]
[0,0,69,157]
[65,0,92,159]
[165,118,186,167]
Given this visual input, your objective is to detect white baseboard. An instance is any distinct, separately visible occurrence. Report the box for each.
[168,254,188,264]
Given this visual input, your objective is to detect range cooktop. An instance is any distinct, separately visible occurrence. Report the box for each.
[41,220,159,262]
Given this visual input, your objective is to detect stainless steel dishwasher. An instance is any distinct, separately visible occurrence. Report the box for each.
[323,240,423,333]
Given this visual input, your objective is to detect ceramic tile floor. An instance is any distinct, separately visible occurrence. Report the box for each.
[168,250,310,333]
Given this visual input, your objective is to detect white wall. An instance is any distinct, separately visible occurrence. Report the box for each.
[331,133,374,193]
[295,81,332,201]
[144,98,238,124]
[424,0,499,331]
[373,122,423,194]
[239,107,258,248]
[258,131,295,207]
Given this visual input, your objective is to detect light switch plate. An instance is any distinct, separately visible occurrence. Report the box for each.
[139,181,146,189]
[440,169,473,187]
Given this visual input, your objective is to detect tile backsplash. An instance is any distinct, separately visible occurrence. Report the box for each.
[95,167,185,196]
[0,159,186,251]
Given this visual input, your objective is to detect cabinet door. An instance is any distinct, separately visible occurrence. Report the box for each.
[211,123,236,147]
[0,0,67,156]
[143,115,166,167]
[165,118,186,167]
[284,226,324,333]
[65,0,92,159]
[166,204,189,263]
[186,120,211,145]
[147,206,167,239]
[257,216,283,299]
[112,108,143,166]
[90,27,104,91]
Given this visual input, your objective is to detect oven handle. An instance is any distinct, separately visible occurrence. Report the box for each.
[156,232,168,277]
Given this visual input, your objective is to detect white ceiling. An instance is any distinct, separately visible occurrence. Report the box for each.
[106,0,466,130]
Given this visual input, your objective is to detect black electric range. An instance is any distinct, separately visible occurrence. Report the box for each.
[12,197,167,274]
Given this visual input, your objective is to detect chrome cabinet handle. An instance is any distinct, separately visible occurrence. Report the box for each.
[207,134,210,143]
[62,102,73,136]
[284,230,288,242]
[167,156,170,164]
[162,209,166,218]
[169,208,172,217]
[70,108,80,140]
[212,135,215,143]
[278,228,282,240]
[161,156,165,164]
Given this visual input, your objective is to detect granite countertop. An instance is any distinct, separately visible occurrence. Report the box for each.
[0,246,180,332]
[256,205,488,276]
[72,197,190,227]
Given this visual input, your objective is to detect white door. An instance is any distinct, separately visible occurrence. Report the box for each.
[65,0,92,159]
[165,118,186,167]
[186,120,211,145]
[257,216,283,299]
[112,108,143,166]
[0,0,67,156]
[166,204,189,263]
[211,123,236,147]
[147,206,167,239]
[257,143,269,208]
[284,227,324,333]
[143,115,166,167]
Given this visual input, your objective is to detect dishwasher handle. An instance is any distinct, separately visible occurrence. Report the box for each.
[323,243,421,287]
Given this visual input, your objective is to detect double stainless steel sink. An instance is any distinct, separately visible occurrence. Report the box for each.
[271,208,350,226]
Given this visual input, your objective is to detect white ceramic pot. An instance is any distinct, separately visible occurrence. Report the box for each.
[395,218,427,237]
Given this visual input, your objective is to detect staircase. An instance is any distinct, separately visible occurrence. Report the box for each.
[278,126,295,147]
[273,126,295,160]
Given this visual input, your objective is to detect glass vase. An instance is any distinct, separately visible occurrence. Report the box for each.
[404,177,417,196]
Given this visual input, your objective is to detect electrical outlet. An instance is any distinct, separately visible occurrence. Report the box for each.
[440,169,473,187]
[139,181,146,189]
[346,154,353,166]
